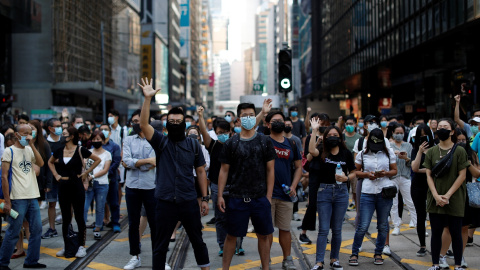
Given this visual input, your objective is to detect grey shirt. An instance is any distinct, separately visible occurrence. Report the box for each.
[123,135,156,190]
[390,141,413,179]
[287,134,303,153]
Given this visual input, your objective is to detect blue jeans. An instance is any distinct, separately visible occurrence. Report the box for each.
[211,183,227,249]
[352,193,393,255]
[106,177,120,226]
[0,199,42,266]
[84,181,109,229]
[316,183,349,263]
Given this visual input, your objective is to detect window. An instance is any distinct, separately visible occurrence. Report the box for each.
[457,0,465,24]
[442,0,448,32]
[467,0,474,20]
[449,0,456,29]
[422,12,427,42]
[428,8,433,38]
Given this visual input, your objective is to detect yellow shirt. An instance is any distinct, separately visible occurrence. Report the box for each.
[1,145,39,200]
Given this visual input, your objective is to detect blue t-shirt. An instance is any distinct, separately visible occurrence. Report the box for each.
[270,137,301,201]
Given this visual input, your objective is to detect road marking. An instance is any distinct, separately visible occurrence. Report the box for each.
[86,262,123,270]
[218,255,298,270]
[114,234,151,242]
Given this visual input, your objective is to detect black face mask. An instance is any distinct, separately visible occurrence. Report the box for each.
[271,122,285,134]
[60,136,69,144]
[166,122,186,142]
[458,142,467,149]
[284,126,292,133]
[188,134,199,140]
[92,141,103,149]
[325,136,340,148]
[319,127,327,134]
[436,128,451,141]
[132,124,141,135]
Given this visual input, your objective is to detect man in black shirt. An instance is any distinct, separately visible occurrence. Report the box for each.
[289,106,307,147]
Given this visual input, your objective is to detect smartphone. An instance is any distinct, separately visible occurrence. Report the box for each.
[374,170,383,175]
[419,136,429,145]
[400,151,407,155]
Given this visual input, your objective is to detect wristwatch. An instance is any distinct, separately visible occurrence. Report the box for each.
[201,196,210,202]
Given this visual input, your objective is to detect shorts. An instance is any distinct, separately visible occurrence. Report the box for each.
[45,181,59,202]
[141,204,147,217]
[351,177,358,194]
[271,198,293,231]
[226,196,274,237]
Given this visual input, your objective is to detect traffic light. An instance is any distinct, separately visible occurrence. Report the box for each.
[278,49,292,92]
[0,94,12,113]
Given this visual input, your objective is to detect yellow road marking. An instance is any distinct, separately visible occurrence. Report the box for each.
[114,234,151,242]
[86,262,123,270]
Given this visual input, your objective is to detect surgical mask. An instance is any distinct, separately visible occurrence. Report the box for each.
[284,126,292,133]
[54,127,63,136]
[162,120,167,127]
[436,128,451,141]
[32,130,37,139]
[234,127,241,134]
[19,135,29,146]
[96,124,101,128]
[108,117,115,125]
[367,123,379,132]
[380,121,388,128]
[185,122,192,129]
[224,115,232,123]
[102,130,110,139]
[92,141,103,149]
[291,111,298,117]
[472,125,479,135]
[345,125,355,133]
[358,122,364,128]
[271,121,285,134]
[393,133,404,142]
[241,116,256,130]
[74,123,83,129]
[217,133,230,143]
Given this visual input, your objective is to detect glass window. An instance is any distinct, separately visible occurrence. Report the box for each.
[477,0,480,17]
[449,0,456,28]
[457,0,465,24]
[410,0,415,15]
[416,16,420,45]
[421,12,427,42]
[404,0,409,19]
[404,23,409,49]
[428,8,433,38]
[442,0,448,32]
[467,0,474,20]
[410,20,415,46]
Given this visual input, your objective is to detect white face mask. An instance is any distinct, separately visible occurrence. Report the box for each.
[367,123,379,132]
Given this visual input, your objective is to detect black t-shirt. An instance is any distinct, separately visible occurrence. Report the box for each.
[207,139,224,185]
[53,145,92,180]
[319,149,355,184]
[411,149,426,182]
[219,133,276,198]
[304,134,323,170]
[292,120,306,139]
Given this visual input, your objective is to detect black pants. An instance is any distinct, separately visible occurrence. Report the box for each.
[411,176,428,246]
[153,199,209,269]
[125,187,156,256]
[397,192,404,218]
[430,213,463,266]
[58,178,86,246]
[301,169,320,231]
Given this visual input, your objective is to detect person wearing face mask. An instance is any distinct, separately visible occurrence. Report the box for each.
[108,109,125,206]
[288,106,307,147]
[349,128,397,267]
[121,110,159,270]
[185,115,195,130]
[356,117,366,136]
[187,125,211,207]
[379,116,388,137]
[407,116,426,144]
[71,114,85,130]
[284,117,303,150]
[454,94,480,144]
[83,130,112,240]
[423,119,469,270]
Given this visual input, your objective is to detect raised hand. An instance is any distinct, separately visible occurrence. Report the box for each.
[454,94,461,103]
[138,77,161,98]
[419,141,429,154]
[307,107,312,113]
[310,118,320,131]
[262,98,273,114]
[197,106,204,117]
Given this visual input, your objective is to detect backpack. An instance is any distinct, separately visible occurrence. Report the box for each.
[0,148,14,199]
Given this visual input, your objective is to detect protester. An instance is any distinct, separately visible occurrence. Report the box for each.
[344,116,362,211]
[48,127,101,258]
[284,117,303,220]
[379,116,388,137]
[356,117,366,136]
[108,109,125,209]
[454,94,480,142]
[71,114,85,130]
[186,125,211,209]
[289,106,307,146]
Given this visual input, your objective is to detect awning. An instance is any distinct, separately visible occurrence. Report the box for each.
[52,82,139,102]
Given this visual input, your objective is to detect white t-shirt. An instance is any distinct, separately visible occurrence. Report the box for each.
[1,145,39,200]
[87,150,112,185]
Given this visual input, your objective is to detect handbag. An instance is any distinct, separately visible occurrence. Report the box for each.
[431,144,458,179]
[381,186,398,199]
[64,224,80,258]
[467,181,480,208]
[0,148,14,201]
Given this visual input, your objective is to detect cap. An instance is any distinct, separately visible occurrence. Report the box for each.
[369,135,385,152]
[469,117,480,124]
[364,115,378,123]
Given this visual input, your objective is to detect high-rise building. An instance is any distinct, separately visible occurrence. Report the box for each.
[218,61,231,101]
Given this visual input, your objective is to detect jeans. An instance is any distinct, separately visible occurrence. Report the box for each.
[316,183,349,263]
[211,183,227,249]
[106,177,120,227]
[352,193,393,255]
[430,213,463,266]
[390,176,417,227]
[301,168,320,231]
[84,181,109,229]
[0,199,42,266]
[411,175,428,246]
[125,187,156,256]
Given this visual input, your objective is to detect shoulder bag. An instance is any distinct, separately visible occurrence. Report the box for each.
[431,144,458,179]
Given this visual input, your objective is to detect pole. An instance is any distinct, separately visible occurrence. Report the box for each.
[101,22,106,123]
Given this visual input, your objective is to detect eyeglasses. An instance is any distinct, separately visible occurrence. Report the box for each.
[168,120,183,124]
[131,120,140,124]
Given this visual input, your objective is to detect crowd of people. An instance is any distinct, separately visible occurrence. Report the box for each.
[0,77,479,270]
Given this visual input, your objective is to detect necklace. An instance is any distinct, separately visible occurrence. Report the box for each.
[439,147,452,158]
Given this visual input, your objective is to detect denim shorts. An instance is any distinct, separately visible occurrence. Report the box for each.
[226,196,274,237]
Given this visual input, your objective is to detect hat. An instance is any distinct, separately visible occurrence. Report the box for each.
[151,120,163,132]
[364,115,378,123]
[368,129,385,152]
[469,117,480,124]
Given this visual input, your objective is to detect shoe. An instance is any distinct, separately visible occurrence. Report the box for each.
[56,248,65,257]
[165,263,171,270]
[123,256,141,269]
[218,248,223,257]
[373,255,384,265]
[382,245,391,256]
[311,265,323,270]
[347,203,356,211]
[237,248,245,255]
[467,236,473,246]
[416,247,427,257]
[75,246,87,258]
[446,250,454,259]
[23,263,46,268]
[39,201,47,209]
[426,231,429,237]
[299,233,312,244]
[282,255,296,270]
[41,228,58,239]
[461,256,467,268]
[206,217,216,225]
[11,251,26,259]
[113,225,121,233]
[392,227,400,235]
[55,215,62,224]
[439,255,449,269]
[86,222,96,229]
[358,245,362,252]
[94,231,101,240]
[409,221,416,228]
[330,260,343,270]
[55,204,60,210]
[348,255,359,266]
[427,266,440,270]
[293,212,300,221]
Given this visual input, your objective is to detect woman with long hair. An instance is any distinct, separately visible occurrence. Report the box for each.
[29,120,52,205]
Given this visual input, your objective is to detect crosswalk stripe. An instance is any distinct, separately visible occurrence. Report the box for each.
[86,262,123,270]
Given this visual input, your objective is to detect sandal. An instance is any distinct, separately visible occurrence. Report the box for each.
[374,255,384,265]
[349,255,359,266]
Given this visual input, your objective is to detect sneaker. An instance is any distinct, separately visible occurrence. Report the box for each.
[206,217,216,225]
[330,260,343,270]
[359,245,362,252]
[439,255,449,269]
[39,201,47,209]
[455,268,466,270]
[446,250,454,259]
[347,203,356,211]
[461,256,467,268]
[426,231,429,237]
[282,255,296,270]
[467,236,473,246]
[311,265,323,270]
[392,227,400,235]
[293,212,300,221]
[416,247,427,257]
[41,228,58,239]
[56,248,65,257]
[382,245,391,256]
[299,233,312,244]
[55,204,60,210]
[237,248,245,255]
[55,215,62,224]
[75,246,87,258]
[94,231,101,240]
[113,225,121,233]
[165,263,171,270]
[409,221,416,228]
[427,266,440,270]
[123,256,141,269]
[218,248,223,257]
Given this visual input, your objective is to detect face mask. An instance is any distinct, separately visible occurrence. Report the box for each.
[224,115,232,123]
[61,136,70,144]
[458,142,467,149]
[345,125,355,133]
[74,123,83,129]
[19,135,29,146]
[166,122,187,142]
[393,133,404,142]
[472,125,479,135]
[284,126,292,133]
[367,123,379,132]
[427,122,430,127]
[32,130,37,139]
[319,127,327,134]
[162,120,167,127]
[102,130,110,139]
[188,134,199,140]
[92,141,103,149]
[108,117,115,125]
[185,122,192,129]
[271,121,285,134]
[132,124,141,135]
[234,127,241,134]
[358,122,364,128]
[436,128,451,141]
[96,124,101,128]
[380,121,388,128]
[240,116,256,130]
[291,111,298,117]
[325,136,340,148]
[54,127,63,136]
[217,133,230,143]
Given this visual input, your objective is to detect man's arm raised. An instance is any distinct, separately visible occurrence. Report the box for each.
[138,77,161,140]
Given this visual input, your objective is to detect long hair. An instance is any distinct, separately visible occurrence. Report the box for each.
[414,123,435,150]
[438,118,457,143]
[321,126,347,162]
[456,128,478,166]
[29,120,47,160]
[365,128,390,162]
